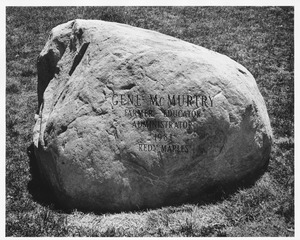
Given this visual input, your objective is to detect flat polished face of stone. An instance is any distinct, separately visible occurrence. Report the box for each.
[33,19,273,212]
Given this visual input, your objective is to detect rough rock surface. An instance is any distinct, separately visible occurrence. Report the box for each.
[33,19,273,212]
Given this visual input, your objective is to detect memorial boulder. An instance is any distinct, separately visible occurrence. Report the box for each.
[33,19,273,212]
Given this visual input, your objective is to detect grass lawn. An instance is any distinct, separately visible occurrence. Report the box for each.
[6,6,294,237]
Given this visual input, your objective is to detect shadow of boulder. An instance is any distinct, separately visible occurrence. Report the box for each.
[27,143,67,211]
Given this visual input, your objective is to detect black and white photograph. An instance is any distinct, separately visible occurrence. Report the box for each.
[4,3,296,237]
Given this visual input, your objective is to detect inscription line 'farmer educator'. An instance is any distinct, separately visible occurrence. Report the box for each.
[33,19,272,212]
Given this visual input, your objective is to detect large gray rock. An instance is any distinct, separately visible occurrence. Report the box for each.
[33,19,272,212]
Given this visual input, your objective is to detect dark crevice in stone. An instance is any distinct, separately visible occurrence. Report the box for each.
[120,83,136,90]
[37,49,60,112]
[69,42,90,76]
[78,93,89,104]
[76,28,84,40]
[106,85,114,92]
[238,68,247,74]
[45,122,54,135]
[91,106,108,115]
[58,125,67,135]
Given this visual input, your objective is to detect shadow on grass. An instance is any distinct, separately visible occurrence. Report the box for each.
[168,159,270,208]
[26,142,269,215]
